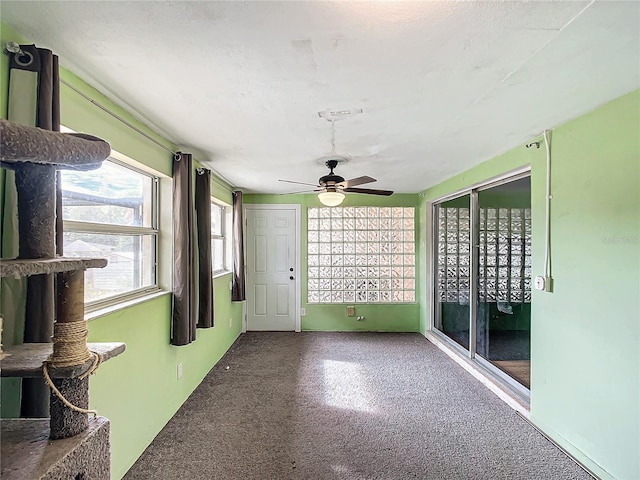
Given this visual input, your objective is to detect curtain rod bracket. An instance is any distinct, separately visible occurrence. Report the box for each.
[525,141,540,149]
[4,41,23,56]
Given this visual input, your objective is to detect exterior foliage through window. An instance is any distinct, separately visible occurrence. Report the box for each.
[61,158,159,306]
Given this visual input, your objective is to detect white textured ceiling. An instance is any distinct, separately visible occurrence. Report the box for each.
[2,1,639,193]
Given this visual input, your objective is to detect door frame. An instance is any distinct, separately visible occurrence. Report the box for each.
[244,203,301,332]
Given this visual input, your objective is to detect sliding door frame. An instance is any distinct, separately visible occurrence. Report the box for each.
[428,165,532,401]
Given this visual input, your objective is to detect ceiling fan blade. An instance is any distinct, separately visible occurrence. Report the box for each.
[344,187,394,196]
[336,176,376,188]
[279,179,320,187]
[279,190,315,195]
[279,188,326,195]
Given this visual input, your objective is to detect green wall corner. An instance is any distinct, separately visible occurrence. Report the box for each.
[244,193,421,332]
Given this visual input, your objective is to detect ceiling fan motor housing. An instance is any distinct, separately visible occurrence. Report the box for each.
[319,173,345,187]
[319,159,345,188]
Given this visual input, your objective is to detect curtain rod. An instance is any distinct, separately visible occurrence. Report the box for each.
[59,78,235,191]
[60,78,176,156]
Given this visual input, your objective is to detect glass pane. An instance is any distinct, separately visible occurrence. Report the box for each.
[64,231,155,303]
[61,159,154,228]
[433,195,471,350]
[476,176,531,389]
[212,238,224,272]
[211,203,224,236]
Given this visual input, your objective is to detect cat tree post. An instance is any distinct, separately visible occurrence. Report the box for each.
[14,161,56,417]
[49,269,89,439]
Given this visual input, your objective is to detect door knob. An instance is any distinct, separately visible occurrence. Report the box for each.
[289,276,294,280]
[289,268,294,272]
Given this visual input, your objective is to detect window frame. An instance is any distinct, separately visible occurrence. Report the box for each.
[61,156,161,311]
[210,198,232,277]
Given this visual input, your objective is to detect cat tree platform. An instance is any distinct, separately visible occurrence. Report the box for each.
[0,257,108,278]
[0,342,126,378]
[0,417,110,480]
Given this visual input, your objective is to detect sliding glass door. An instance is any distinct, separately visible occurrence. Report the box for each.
[476,177,531,389]
[433,174,531,392]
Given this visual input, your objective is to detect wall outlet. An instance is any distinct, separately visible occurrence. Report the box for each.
[535,275,554,292]
[347,306,355,317]
[177,362,183,380]
[300,308,306,316]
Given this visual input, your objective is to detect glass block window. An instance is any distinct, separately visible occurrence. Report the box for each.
[307,206,416,303]
[436,207,471,304]
[479,208,532,303]
[436,207,532,304]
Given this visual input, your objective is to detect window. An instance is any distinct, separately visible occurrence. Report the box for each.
[210,200,230,275]
[61,158,159,306]
[307,206,416,303]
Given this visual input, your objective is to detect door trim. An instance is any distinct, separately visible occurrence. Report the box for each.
[244,204,301,332]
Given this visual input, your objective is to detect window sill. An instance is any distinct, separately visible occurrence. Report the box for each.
[85,290,171,322]
[213,270,232,280]
[306,302,418,305]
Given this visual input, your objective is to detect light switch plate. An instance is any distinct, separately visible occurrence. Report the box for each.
[347,306,355,317]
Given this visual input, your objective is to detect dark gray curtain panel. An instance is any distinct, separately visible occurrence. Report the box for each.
[231,190,246,301]
[172,152,197,345]
[7,45,60,417]
[195,169,214,328]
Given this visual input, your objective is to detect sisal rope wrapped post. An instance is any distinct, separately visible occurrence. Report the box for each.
[45,270,102,439]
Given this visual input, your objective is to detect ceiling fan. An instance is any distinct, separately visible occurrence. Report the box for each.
[279,119,393,206]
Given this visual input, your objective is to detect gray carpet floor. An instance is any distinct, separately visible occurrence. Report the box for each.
[124,332,591,480]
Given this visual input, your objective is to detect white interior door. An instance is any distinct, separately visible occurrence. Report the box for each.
[246,206,298,331]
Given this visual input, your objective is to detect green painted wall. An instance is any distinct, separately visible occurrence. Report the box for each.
[88,278,241,480]
[244,193,421,332]
[419,89,640,480]
[0,23,243,480]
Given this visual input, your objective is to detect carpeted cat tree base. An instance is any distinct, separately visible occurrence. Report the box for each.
[0,416,110,480]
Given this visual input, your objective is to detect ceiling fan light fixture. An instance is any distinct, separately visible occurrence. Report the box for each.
[318,190,345,207]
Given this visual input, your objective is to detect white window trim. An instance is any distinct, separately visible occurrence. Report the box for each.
[84,182,173,316]
[211,197,232,278]
[60,137,171,313]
